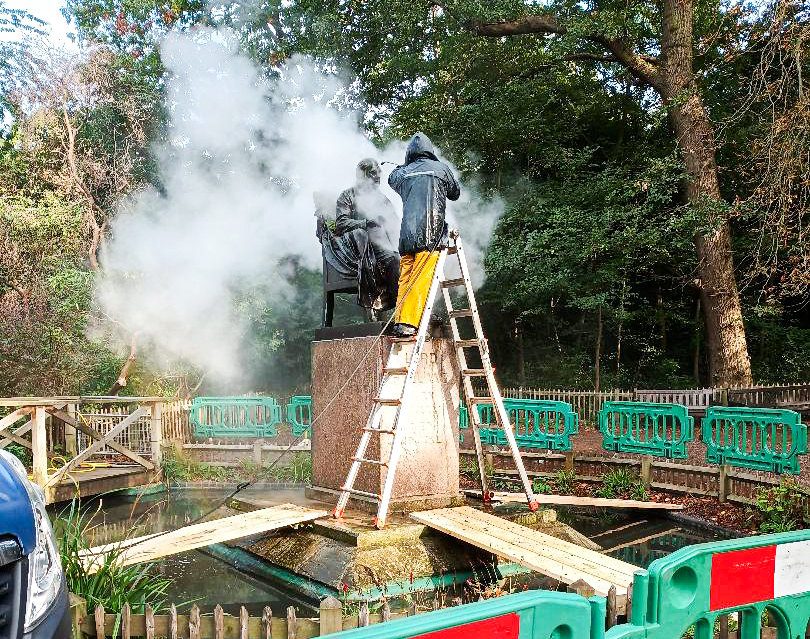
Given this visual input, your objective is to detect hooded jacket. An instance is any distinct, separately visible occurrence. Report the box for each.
[388,132,460,255]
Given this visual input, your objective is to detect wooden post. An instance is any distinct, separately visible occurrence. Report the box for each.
[69,593,86,639]
[319,597,342,635]
[122,603,131,639]
[214,604,224,639]
[606,586,617,629]
[65,403,78,458]
[94,605,105,639]
[189,605,201,639]
[150,402,164,467]
[382,601,391,622]
[718,614,729,639]
[170,604,178,639]
[719,464,730,503]
[640,456,652,488]
[564,451,575,474]
[359,602,370,626]
[262,607,272,639]
[31,407,48,490]
[145,605,155,639]
[253,440,263,466]
[287,606,297,639]
[240,606,249,639]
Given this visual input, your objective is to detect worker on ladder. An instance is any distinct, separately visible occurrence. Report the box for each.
[388,132,460,338]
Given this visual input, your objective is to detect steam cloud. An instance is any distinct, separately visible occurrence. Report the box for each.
[96,27,503,385]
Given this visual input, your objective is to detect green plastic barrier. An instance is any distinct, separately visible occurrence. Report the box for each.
[599,401,694,459]
[323,589,605,638]
[606,528,810,639]
[702,406,807,474]
[190,397,281,439]
[459,400,578,450]
[286,395,312,438]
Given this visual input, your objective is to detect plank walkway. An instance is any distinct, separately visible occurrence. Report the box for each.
[411,506,637,611]
[480,491,684,511]
[81,503,327,572]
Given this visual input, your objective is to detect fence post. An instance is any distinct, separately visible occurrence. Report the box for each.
[65,403,78,458]
[150,402,164,467]
[253,440,263,466]
[640,456,652,488]
[31,407,48,490]
[69,593,86,639]
[319,597,342,635]
[564,451,575,474]
[719,464,730,502]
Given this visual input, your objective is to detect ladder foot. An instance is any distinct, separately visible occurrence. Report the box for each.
[528,500,540,512]
[482,490,494,503]
[373,517,385,529]
[333,506,345,519]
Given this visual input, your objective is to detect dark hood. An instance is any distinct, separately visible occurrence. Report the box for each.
[405,131,438,164]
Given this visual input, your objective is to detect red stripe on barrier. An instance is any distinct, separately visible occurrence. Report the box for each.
[414,613,520,639]
[710,545,776,610]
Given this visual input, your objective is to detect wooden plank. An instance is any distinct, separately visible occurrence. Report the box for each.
[490,492,683,511]
[411,507,635,608]
[81,503,327,571]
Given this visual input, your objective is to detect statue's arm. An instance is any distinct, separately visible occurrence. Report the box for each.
[335,190,366,235]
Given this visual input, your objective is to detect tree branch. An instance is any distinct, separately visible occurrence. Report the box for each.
[108,332,139,395]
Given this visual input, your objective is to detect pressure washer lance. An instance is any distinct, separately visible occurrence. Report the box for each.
[97,231,448,555]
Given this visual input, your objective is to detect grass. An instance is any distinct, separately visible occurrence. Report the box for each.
[596,468,649,501]
[57,500,173,635]
[161,449,312,485]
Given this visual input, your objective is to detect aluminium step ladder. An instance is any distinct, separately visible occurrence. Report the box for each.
[333,230,540,528]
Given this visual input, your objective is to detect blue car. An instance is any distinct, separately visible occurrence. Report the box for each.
[0,450,70,639]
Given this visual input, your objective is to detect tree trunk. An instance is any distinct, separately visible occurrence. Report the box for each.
[515,323,525,386]
[693,296,702,383]
[659,0,752,386]
[594,305,602,392]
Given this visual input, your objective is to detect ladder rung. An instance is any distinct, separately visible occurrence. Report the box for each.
[374,397,402,406]
[340,487,381,500]
[363,426,396,433]
[384,367,408,375]
[449,309,473,319]
[352,456,388,467]
[455,339,480,347]
[446,246,457,254]
[441,278,465,288]
[470,396,492,404]
[462,369,486,377]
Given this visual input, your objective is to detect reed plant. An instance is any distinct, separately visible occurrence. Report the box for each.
[57,500,172,634]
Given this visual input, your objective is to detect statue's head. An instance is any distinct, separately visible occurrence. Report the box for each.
[356,158,381,190]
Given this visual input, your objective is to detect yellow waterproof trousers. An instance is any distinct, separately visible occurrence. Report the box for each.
[395,251,440,328]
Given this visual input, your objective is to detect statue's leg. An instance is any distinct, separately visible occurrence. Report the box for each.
[325,291,335,327]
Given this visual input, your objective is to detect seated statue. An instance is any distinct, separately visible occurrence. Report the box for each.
[315,159,401,323]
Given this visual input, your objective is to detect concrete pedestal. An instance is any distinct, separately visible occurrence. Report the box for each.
[309,335,461,513]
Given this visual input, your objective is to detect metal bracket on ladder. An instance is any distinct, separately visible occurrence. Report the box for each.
[334,231,539,528]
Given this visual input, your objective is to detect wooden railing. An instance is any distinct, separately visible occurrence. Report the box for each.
[71,595,434,638]
[0,397,169,502]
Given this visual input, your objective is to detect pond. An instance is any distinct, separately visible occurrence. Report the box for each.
[50,487,730,617]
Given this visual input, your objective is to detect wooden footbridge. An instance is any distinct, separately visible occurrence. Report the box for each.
[0,396,172,503]
[411,506,637,613]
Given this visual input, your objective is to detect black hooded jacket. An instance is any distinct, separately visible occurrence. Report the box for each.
[388,132,460,255]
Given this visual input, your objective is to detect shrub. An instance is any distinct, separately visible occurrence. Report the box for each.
[597,468,648,500]
[752,480,805,533]
[553,469,576,494]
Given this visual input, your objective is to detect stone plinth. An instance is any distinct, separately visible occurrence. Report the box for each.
[309,335,461,512]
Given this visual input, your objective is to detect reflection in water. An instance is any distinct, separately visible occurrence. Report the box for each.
[50,489,316,616]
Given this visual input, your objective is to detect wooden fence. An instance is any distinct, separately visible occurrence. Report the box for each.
[463,448,810,516]
[162,399,192,444]
[72,595,447,639]
[498,382,810,424]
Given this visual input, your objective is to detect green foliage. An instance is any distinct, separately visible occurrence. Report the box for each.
[532,478,552,494]
[57,500,172,632]
[596,469,649,501]
[553,469,576,494]
[161,448,312,484]
[752,480,805,534]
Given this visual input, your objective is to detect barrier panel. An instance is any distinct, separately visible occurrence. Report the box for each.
[459,400,579,450]
[287,395,312,438]
[606,528,810,639]
[702,406,807,474]
[599,401,694,459]
[190,397,281,439]
[323,589,605,638]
